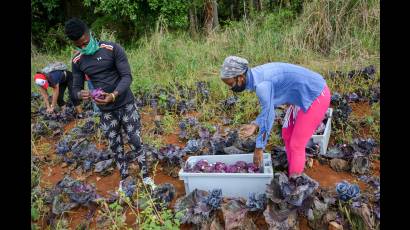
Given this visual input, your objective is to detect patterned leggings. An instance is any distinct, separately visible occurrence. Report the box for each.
[100,101,148,180]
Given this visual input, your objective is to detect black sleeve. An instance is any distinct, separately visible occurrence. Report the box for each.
[71,61,85,100]
[113,43,132,95]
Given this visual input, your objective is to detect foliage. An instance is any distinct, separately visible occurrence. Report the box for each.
[84,0,189,35]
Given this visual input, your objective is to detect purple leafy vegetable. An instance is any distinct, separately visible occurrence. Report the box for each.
[347,92,359,102]
[235,161,247,169]
[186,160,260,174]
[221,96,238,109]
[91,88,105,100]
[157,144,185,170]
[178,121,187,139]
[183,139,201,153]
[246,163,260,173]
[198,126,210,140]
[152,183,176,208]
[222,199,256,229]
[213,162,227,173]
[246,193,267,211]
[49,176,100,215]
[203,189,222,210]
[225,165,239,173]
[194,159,209,171]
[174,189,213,225]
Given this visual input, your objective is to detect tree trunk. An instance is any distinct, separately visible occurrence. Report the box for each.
[189,2,198,36]
[243,0,247,19]
[212,0,219,30]
[230,1,234,20]
[232,0,241,20]
[255,0,262,11]
[203,0,214,35]
[31,33,37,54]
[248,0,254,16]
[63,0,84,19]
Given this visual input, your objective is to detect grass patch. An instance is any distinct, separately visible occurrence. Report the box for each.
[31,1,379,146]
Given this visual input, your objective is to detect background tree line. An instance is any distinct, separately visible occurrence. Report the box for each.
[32,0,305,52]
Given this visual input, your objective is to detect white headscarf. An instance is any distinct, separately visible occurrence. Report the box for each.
[220,56,249,79]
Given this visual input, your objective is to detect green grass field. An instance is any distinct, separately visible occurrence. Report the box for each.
[32,0,379,146]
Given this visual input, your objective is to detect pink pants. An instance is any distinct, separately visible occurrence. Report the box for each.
[282,85,331,175]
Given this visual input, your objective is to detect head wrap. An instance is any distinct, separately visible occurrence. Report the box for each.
[34,73,49,89]
[220,56,249,79]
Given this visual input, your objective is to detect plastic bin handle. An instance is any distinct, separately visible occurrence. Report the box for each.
[264,158,272,167]
[183,159,193,171]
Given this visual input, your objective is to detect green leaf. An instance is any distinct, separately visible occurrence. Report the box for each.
[31,207,40,221]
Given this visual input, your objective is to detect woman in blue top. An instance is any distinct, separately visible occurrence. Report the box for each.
[220,56,331,178]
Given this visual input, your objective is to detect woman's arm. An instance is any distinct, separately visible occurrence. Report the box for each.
[254,82,276,149]
[252,82,276,167]
[38,87,51,110]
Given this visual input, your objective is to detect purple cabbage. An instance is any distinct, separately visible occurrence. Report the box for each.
[235,161,247,169]
[247,163,259,173]
[213,162,227,173]
[203,165,214,173]
[198,127,210,140]
[203,189,222,210]
[183,139,201,153]
[246,193,267,211]
[193,159,210,171]
[157,144,185,167]
[91,88,105,100]
[186,160,260,173]
[233,161,248,173]
[225,165,239,173]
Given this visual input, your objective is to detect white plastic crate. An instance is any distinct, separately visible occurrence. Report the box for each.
[311,108,333,155]
[179,153,273,198]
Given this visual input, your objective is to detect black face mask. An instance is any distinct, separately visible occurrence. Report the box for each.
[231,78,246,92]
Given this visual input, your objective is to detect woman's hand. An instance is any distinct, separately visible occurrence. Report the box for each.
[79,90,91,100]
[253,148,264,167]
[94,92,114,105]
[46,106,54,113]
[239,123,258,138]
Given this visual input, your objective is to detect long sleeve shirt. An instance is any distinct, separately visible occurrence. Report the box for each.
[71,41,134,111]
[245,62,326,149]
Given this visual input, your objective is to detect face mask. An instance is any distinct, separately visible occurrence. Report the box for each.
[76,32,100,55]
[231,78,246,92]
